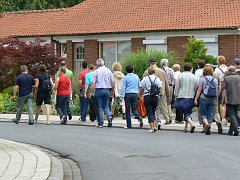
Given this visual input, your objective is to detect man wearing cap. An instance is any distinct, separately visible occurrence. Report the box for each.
[233,58,240,75]
[143,59,170,130]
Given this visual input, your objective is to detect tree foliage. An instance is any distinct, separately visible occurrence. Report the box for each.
[0,37,62,91]
[183,36,217,69]
[0,0,84,13]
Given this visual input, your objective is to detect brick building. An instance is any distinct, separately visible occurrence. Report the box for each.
[0,0,240,75]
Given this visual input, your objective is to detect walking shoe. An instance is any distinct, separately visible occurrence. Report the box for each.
[169,118,172,124]
[96,125,103,128]
[190,126,195,133]
[233,132,239,136]
[154,127,157,132]
[157,122,161,131]
[164,121,170,125]
[12,118,18,124]
[108,117,113,127]
[139,117,143,128]
[217,122,223,134]
[68,112,72,120]
[149,129,154,133]
[28,121,34,125]
[204,125,211,135]
[122,113,126,120]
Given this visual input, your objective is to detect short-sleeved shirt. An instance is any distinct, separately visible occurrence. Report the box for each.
[199,75,218,99]
[91,66,114,89]
[36,72,51,94]
[139,74,162,96]
[65,68,74,81]
[15,73,35,97]
[214,65,228,82]
[85,72,93,86]
[78,69,89,88]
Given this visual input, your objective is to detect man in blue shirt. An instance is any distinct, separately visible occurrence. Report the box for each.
[120,64,143,128]
[13,65,35,125]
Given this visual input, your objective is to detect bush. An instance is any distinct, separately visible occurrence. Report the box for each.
[121,50,177,79]
[183,37,217,70]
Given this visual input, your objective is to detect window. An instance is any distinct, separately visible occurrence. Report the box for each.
[76,46,85,59]
[61,43,67,58]
[100,41,131,69]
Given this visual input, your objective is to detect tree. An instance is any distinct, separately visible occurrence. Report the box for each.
[0,0,84,13]
[0,37,62,91]
[183,37,217,69]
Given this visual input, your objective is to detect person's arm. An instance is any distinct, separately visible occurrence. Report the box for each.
[174,77,180,97]
[13,85,19,100]
[52,77,59,94]
[120,77,126,101]
[33,78,39,88]
[194,84,202,105]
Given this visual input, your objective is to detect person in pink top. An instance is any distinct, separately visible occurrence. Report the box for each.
[53,67,71,125]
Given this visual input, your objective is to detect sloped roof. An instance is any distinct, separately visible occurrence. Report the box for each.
[0,0,240,37]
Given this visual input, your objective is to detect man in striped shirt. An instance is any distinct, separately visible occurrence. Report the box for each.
[174,63,198,133]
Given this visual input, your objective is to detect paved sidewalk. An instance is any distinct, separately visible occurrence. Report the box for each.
[0,113,230,134]
[0,139,51,180]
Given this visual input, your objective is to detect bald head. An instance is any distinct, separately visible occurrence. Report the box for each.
[228,66,236,73]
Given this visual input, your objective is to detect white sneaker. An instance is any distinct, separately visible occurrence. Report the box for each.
[149,129,154,133]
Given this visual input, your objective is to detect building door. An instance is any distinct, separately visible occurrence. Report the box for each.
[74,43,85,76]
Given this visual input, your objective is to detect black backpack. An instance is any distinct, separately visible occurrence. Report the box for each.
[147,76,160,96]
[41,73,51,92]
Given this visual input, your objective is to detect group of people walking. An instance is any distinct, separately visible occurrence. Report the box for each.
[12,56,240,136]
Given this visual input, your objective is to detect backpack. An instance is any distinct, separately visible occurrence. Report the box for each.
[147,76,160,96]
[202,76,218,97]
[41,73,51,92]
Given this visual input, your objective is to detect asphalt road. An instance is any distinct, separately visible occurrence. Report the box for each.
[0,122,239,180]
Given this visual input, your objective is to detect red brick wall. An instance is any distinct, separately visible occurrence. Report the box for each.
[131,38,145,52]
[84,39,99,65]
[66,40,74,71]
[167,36,189,65]
[218,35,240,65]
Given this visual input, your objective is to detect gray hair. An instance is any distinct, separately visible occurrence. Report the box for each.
[96,58,105,66]
[20,65,28,73]
[160,59,168,66]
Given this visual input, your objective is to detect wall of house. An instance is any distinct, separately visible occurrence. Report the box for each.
[218,34,240,65]
[84,39,99,65]
[20,29,240,71]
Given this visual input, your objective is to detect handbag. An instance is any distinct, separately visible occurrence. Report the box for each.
[136,96,147,118]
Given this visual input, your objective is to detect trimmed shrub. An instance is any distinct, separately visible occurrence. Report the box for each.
[121,50,177,79]
[183,37,217,70]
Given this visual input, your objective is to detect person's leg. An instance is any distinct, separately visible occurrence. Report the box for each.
[102,89,111,119]
[81,97,90,121]
[56,95,64,120]
[26,93,34,124]
[159,95,170,124]
[79,97,85,118]
[35,105,41,124]
[167,86,173,123]
[124,94,132,128]
[61,95,69,124]
[95,89,104,127]
[214,101,222,134]
[131,93,143,127]
[44,104,51,124]
[226,104,239,135]
[144,96,155,132]
[14,95,27,123]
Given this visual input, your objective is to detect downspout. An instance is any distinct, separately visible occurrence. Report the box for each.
[234,27,237,58]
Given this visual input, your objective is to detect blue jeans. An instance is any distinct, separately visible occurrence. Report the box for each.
[15,93,34,123]
[81,97,90,121]
[56,95,69,121]
[175,98,194,120]
[95,88,111,126]
[144,95,158,123]
[124,93,140,128]
[199,97,215,122]
[80,97,85,117]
